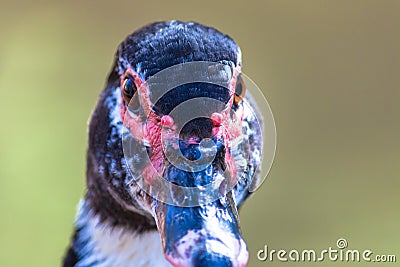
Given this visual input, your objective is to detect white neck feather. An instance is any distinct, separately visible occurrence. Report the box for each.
[75,200,172,267]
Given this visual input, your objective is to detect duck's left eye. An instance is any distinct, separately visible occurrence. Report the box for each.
[122,77,137,102]
[233,73,246,105]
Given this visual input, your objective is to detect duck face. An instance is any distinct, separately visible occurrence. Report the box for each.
[102,21,251,267]
[120,66,248,267]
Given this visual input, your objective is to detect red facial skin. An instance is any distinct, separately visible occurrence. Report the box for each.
[120,66,243,186]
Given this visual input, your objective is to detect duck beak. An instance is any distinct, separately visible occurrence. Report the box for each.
[153,192,248,267]
[151,138,249,267]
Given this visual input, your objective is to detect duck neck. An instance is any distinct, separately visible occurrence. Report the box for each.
[64,200,171,267]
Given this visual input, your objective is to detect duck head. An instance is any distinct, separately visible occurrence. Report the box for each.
[79,21,262,267]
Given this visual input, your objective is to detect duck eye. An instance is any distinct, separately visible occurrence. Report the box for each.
[234,73,246,105]
[122,77,137,102]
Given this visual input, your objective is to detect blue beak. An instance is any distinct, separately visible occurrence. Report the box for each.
[152,141,249,267]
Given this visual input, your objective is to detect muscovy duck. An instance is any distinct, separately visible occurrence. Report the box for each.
[63,21,264,267]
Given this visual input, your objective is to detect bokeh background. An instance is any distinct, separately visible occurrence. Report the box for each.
[0,1,399,266]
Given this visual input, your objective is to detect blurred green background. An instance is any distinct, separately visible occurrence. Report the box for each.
[0,0,399,266]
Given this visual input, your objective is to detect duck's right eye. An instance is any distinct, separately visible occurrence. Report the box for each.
[122,77,137,102]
